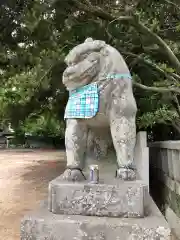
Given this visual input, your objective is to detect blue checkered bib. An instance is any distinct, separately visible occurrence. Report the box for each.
[64,73,132,119]
[64,83,99,119]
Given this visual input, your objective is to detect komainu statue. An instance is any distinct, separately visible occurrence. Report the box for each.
[61,38,137,181]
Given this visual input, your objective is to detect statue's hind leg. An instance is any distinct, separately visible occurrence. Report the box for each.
[110,116,137,180]
[61,119,88,181]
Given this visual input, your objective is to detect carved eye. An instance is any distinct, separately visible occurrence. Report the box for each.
[79,53,89,62]
[67,60,76,66]
[87,53,99,62]
[88,57,98,62]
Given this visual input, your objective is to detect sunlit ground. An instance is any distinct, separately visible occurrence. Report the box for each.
[0,149,66,240]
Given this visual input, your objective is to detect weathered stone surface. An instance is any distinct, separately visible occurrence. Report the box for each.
[134,131,149,191]
[62,38,137,181]
[165,206,180,240]
[48,176,147,218]
[171,149,180,182]
[21,198,171,240]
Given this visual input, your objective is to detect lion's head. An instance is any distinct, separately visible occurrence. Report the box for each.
[62,38,130,91]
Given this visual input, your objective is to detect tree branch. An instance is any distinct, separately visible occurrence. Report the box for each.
[173,94,180,116]
[133,81,180,94]
[172,117,180,133]
[129,19,180,74]
[172,72,180,81]
[108,16,180,74]
[72,0,180,74]
[164,0,180,11]
[72,0,115,20]
[122,51,180,83]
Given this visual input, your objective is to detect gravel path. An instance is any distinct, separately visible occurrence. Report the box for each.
[0,150,66,240]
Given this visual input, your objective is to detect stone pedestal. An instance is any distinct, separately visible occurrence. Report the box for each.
[21,174,172,240]
[48,177,147,218]
[20,143,172,240]
[21,198,171,240]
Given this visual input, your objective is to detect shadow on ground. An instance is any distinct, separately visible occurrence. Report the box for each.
[21,160,66,183]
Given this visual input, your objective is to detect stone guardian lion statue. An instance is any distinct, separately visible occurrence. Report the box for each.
[61,38,137,181]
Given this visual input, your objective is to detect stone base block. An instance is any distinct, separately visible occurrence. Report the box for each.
[48,176,147,218]
[21,199,171,240]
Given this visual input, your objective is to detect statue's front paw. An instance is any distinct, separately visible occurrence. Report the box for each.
[60,168,86,182]
[116,168,136,181]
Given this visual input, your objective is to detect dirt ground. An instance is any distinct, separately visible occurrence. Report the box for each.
[0,149,66,240]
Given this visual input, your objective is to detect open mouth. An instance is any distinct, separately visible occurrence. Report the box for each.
[63,62,97,85]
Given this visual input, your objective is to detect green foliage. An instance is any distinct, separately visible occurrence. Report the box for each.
[20,113,65,138]
[0,0,180,139]
[137,105,178,129]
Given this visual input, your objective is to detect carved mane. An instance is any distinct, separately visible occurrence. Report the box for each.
[62,38,131,90]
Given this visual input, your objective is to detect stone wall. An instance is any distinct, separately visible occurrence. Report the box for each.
[149,141,180,239]
[134,131,149,190]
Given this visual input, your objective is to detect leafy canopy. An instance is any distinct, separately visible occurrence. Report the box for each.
[0,0,180,139]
